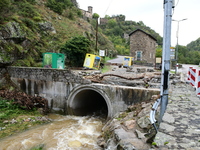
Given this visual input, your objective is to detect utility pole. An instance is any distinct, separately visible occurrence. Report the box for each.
[159,0,174,123]
[150,0,174,131]
[172,18,187,74]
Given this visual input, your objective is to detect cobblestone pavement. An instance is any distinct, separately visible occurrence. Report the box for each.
[153,82,200,150]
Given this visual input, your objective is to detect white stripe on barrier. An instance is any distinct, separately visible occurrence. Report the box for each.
[187,67,193,83]
[190,68,196,87]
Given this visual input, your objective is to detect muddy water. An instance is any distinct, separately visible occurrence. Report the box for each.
[0,114,104,150]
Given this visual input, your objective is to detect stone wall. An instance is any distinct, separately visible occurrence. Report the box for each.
[0,68,7,87]
[6,66,88,83]
[80,6,93,20]
[1,67,91,113]
[129,29,157,65]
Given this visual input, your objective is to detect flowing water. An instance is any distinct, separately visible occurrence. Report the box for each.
[0,114,105,150]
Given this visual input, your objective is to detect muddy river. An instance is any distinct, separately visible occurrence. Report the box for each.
[0,114,105,150]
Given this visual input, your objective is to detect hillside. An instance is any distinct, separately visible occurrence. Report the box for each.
[0,0,115,67]
[0,0,163,67]
[187,37,200,51]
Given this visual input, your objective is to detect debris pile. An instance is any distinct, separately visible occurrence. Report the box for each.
[0,90,49,114]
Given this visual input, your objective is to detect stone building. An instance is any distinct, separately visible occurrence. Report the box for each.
[80,6,93,20]
[129,29,157,65]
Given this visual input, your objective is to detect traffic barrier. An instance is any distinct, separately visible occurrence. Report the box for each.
[187,67,193,82]
[197,70,200,96]
[190,68,196,87]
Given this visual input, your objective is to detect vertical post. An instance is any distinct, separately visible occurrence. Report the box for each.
[159,0,173,123]
[173,18,187,74]
[96,18,98,53]
[175,21,179,74]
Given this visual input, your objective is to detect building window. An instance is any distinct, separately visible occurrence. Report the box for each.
[136,51,142,61]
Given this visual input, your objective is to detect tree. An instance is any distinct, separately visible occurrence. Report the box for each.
[156,46,162,57]
[92,13,99,19]
[107,19,117,28]
[61,36,91,67]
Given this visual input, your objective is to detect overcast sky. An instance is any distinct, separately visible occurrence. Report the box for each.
[77,0,200,47]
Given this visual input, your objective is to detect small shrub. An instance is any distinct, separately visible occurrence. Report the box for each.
[33,16,42,22]
[152,142,157,146]
[17,2,38,18]
[164,141,169,145]
[21,18,35,29]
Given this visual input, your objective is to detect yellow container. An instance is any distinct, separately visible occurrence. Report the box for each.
[83,53,101,70]
[123,56,134,67]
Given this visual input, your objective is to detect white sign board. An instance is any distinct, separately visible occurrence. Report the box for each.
[170,48,175,60]
[99,50,105,56]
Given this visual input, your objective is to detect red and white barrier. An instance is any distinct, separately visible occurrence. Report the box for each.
[197,70,200,96]
[189,68,196,87]
[187,67,193,82]
[187,67,200,95]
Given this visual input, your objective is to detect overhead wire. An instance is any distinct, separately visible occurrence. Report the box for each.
[172,0,180,16]
[104,0,114,17]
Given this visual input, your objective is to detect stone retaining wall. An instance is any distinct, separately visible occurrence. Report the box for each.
[6,66,90,84]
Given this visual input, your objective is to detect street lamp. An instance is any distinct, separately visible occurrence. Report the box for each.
[172,18,187,74]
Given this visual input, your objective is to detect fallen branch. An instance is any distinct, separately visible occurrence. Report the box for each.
[100,74,145,80]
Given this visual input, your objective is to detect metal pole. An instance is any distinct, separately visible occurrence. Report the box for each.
[173,19,187,74]
[159,0,173,123]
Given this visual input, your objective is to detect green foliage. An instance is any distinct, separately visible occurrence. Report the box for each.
[107,19,117,28]
[26,0,37,5]
[0,0,13,23]
[99,14,163,55]
[187,37,200,51]
[0,0,10,9]
[30,144,44,150]
[33,16,42,22]
[61,36,91,67]
[17,2,39,18]
[46,0,64,15]
[46,0,73,15]
[152,142,157,146]
[92,13,99,19]
[0,97,49,139]
[156,46,162,57]
[164,141,169,145]
[0,99,19,111]
[21,18,37,30]
[101,65,111,73]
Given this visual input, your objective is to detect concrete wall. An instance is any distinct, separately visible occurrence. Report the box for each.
[0,67,160,118]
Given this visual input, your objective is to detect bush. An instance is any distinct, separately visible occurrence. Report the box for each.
[0,0,13,23]
[46,0,73,15]
[33,16,42,22]
[17,2,39,18]
[61,36,91,67]
[21,18,36,29]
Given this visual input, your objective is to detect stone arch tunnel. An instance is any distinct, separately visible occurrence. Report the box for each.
[67,85,112,119]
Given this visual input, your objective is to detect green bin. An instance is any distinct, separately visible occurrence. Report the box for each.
[43,53,65,69]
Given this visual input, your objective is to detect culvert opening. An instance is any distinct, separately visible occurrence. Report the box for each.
[68,89,108,119]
